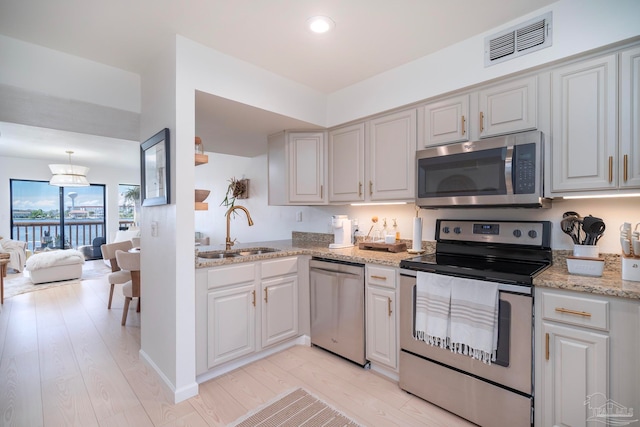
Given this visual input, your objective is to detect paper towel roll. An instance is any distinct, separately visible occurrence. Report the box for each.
[412,217,423,251]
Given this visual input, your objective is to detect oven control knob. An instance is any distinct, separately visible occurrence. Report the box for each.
[453,227,462,234]
[528,230,538,238]
[442,226,450,234]
[513,229,522,238]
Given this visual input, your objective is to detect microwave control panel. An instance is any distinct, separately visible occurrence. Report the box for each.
[513,143,536,194]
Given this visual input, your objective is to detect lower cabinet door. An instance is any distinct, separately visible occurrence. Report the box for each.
[366,285,397,369]
[542,322,608,427]
[208,284,256,368]
[261,275,299,348]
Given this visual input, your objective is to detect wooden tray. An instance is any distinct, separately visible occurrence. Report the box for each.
[358,241,407,253]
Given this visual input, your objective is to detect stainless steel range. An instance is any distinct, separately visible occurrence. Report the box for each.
[399,219,552,427]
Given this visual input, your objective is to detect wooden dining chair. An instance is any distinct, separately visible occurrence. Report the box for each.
[100,240,133,309]
[115,249,140,326]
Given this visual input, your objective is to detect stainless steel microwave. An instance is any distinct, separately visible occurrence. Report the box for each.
[416,131,550,208]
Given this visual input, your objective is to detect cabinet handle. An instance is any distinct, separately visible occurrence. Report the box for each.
[624,154,628,182]
[252,290,256,307]
[545,333,549,360]
[388,297,393,317]
[479,111,484,133]
[358,181,362,197]
[461,115,466,136]
[555,307,592,317]
[371,275,387,280]
[264,287,269,303]
[609,156,613,183]
[369,180,373,196]
[320,185,323,199]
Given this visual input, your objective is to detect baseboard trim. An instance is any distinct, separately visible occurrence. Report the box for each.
[139,349,199,404]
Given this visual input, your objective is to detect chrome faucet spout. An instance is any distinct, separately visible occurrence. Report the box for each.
[225,205,254,250]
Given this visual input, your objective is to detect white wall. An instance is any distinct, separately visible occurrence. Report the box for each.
[196,153,639,255]
[327,0,640,126]
[0,155,139,240]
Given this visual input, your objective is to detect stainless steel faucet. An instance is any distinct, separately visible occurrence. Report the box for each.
[225,205,254,250]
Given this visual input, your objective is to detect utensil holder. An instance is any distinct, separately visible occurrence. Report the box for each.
[573,245,599,258]
[622,256,640,282]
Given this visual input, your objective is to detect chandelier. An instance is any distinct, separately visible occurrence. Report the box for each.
[49,150,90,187]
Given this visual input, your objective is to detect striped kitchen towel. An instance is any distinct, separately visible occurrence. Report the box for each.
[415,272,452,348]
[449,276,499,364]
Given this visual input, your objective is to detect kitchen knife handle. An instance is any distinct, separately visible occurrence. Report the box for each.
[545,333,550,360]
[555,307,592,317]
[609,156,613,183]
[479,112,484,133]
[461,115,466,136]
[388,297,393,317]
[252,290,256,307]
[264,287,268,303]
[624,154,628,182]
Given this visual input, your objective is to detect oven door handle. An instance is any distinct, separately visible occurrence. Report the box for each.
[504,145,514,195]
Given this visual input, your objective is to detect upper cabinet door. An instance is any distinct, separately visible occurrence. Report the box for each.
[328,123,365,202]
[620,46,640,189]
[478,75,537,138]
[420,94,470,147]
[367,109,417,201]
[288,132,326,204]
[550,54,618,193]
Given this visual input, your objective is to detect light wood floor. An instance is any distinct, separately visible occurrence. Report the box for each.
[0,261,473,426]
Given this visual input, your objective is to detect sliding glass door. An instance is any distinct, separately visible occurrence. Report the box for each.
[10,179,106,251]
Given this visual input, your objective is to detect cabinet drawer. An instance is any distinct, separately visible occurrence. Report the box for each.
[207,263,255,289]
[541,291,609,331]
[261,257,297,279]
[366,265,397,289]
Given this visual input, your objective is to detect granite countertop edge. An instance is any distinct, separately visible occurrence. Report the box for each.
[195,239,640,300]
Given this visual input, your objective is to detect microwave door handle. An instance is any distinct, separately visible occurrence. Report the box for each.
[505,146,514,195]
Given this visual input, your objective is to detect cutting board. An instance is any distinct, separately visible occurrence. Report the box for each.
[358,241,407,253]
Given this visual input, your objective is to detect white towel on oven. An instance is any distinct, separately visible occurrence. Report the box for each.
[415,272,452,348]
[449,276,499,364]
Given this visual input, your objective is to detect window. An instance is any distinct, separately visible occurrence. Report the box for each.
[10,179,106,251]
[119,184,140,229]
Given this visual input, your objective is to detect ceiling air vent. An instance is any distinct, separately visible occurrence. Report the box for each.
[485,12,552,67]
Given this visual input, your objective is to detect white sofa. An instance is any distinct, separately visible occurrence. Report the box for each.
[0,237,27,273]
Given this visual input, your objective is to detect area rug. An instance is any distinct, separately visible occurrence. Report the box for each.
[230,388,362,427]
[3,263,109,299]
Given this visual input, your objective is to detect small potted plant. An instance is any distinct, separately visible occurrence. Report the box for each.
[220,177,248,210]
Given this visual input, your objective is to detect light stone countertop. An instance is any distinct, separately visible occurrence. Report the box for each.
[195,234,640,300]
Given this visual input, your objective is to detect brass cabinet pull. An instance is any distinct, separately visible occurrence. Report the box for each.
[545,333,550,360]
[388,297,393,317]
[461,115,466,135]
[479,111,484,133]
[555,307,592,317]
[371,275,387,280]
[609,156,613,183]
[624,154,628,182]
[358,181,362,197]
[264,287,269,303]
[369,180,373,196]
[251,290,256,307]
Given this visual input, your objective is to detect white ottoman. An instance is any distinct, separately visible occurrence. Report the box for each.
[25,249,85,284]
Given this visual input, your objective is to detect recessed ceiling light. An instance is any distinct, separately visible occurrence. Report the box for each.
[307,16,335,34]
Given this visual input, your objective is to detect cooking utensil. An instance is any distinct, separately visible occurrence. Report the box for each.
[561,217,580,244]
[581,216,605,245]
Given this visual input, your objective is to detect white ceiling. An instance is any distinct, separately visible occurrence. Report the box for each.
[0,0,558,162]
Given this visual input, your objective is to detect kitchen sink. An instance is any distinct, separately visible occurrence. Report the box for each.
[198,247,280,259]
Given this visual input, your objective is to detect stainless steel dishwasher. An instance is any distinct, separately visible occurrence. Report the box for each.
[309,258,367,367]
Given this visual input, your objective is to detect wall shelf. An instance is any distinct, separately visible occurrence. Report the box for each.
[195,202,208,210]
[195,154,208,166]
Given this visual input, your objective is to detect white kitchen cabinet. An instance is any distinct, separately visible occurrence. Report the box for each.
[328,123,365,202]
[420,94,470,147]
[367,109,416,201]
[261,257,299,348]
[620,46,640,189]
[550,54,618,193]
[365,265,398,371]
[477,75,537,138]
[418,76,537,148]
[207,283,256,368]
[268,131,326,205]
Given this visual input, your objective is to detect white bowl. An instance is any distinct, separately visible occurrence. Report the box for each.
[567,256,604,277]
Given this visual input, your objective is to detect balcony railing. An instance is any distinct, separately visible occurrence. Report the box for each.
[12,219,135,251]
